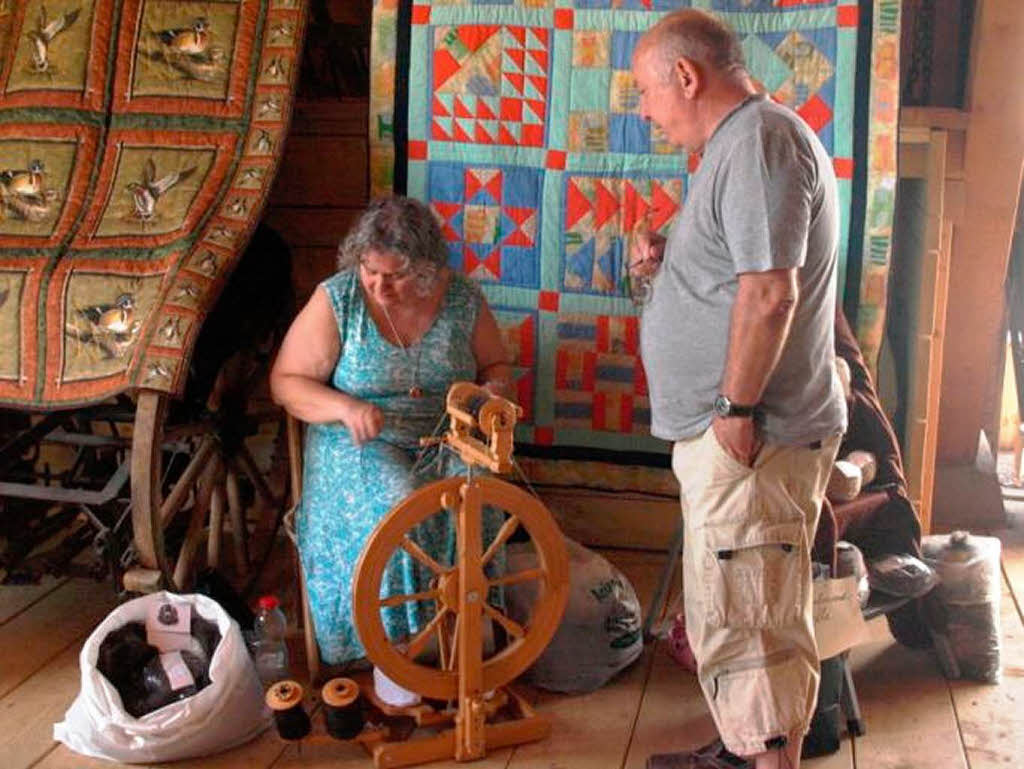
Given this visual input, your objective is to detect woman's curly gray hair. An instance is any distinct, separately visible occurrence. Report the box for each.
[337,196,448,293]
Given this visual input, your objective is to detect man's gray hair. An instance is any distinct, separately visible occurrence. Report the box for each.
[645,9,746,82]
[336,195,448,291]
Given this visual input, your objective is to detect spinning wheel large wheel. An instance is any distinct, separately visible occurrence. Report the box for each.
[353,475,569,702]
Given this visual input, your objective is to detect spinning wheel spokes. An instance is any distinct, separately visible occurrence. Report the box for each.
[481,515,519,566]
[378,589,440,608]
[401,536,447,575]
[353,475,569,702]
[489,567,545,588]
[482,602,525,640]
[406,607,453,660]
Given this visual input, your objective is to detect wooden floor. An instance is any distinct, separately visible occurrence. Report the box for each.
[3,522,1024,769]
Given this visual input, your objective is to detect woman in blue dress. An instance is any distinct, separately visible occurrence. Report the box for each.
[270,196,512,669]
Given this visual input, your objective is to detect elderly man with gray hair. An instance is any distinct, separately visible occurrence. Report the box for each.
[629,9,847,769]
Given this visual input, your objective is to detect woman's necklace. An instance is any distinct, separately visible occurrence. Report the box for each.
[378,301,424,398]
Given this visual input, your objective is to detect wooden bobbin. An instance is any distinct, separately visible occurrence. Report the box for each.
[321,677,360,708]
[321,677,365,740]
[266,679,304,711]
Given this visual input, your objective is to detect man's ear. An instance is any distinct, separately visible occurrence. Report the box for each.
[673,56,701,99]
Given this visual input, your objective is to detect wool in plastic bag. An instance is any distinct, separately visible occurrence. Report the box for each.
[54,591,269,763]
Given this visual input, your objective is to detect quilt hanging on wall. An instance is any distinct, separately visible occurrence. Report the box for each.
[0,0,307,410]
[370,0,899,455]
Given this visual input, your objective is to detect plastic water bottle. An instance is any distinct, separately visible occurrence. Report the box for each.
[252,595,289,686]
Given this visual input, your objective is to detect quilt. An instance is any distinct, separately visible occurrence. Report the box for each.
[0,0,307,409]
[370,0,898,456]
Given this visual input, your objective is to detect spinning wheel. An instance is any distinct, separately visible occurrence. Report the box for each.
[353,476,568,700]
[345,383,569,765]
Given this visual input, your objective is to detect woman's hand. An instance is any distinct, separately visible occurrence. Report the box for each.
[342,399,384,445]
[481,378,513,400]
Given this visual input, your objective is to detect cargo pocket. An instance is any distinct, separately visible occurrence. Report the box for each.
[705,426,757,477]
[709,651,811,753]
[702,520,807,629]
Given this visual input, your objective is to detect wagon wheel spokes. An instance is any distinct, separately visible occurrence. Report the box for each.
[171,454,226,589]
[129,388,284,594]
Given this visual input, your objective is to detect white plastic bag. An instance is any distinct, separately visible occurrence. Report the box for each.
[54,591,269,763]
[505,537,643,693]
[922,531,1002,683]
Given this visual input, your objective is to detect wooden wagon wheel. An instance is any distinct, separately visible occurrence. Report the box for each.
[128,389,283,592]
[353,474,569,702]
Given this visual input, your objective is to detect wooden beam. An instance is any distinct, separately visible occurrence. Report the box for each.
[900,107,970,132]
[936,0,1024,468]
[904,129,952,534]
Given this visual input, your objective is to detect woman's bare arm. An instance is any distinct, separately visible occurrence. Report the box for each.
[471,299,514,399]
[270,286,382,442]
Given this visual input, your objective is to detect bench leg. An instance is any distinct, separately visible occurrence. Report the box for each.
[642,520,685,642]
[839,652,865,737]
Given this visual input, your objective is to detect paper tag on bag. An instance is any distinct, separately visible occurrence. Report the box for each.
[813,575,869,660]
[159,651,196,692]
[146,600,192,652]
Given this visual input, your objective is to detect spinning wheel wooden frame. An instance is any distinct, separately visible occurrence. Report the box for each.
[349,384,569,765]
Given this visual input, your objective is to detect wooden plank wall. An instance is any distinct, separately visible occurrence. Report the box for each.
[264,98,371,305]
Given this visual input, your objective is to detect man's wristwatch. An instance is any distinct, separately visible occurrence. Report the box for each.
[713,394,759,418]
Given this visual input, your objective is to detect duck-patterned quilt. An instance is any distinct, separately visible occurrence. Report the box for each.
[0,0,307,409]
[370,0,900,456]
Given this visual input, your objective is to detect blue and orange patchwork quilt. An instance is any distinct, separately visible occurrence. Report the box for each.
[374,0,899,456]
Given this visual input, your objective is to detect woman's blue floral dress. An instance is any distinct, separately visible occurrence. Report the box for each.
[297,269,504,665]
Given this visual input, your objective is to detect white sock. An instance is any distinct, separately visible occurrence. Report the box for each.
[373,666,421,707]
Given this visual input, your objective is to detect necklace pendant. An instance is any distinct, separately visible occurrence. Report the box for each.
[408,386,423,398]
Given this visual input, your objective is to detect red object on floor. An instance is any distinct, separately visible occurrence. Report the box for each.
[666,613,698,673]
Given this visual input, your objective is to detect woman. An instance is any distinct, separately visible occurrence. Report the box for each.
[270,196,512,666]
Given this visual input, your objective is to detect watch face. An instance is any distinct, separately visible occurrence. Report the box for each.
[713,395,730,417]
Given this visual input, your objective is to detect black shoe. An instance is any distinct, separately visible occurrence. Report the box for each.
[646,738,752,769]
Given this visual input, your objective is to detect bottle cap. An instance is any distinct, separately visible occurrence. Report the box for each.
[258,595,280,610]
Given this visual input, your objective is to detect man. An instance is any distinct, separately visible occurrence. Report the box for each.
[630,9,847,769]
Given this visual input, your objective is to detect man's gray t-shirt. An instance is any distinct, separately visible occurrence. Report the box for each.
[640,94,847,445]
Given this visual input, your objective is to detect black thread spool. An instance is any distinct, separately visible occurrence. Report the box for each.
[266,680,311,741]
[321,677,364,740]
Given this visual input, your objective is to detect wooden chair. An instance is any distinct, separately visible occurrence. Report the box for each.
[284,413,323,685]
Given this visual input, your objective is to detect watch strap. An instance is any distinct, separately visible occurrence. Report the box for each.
[726,401,758,417]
